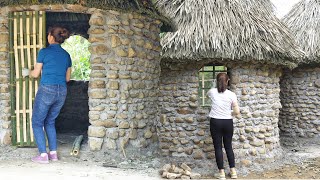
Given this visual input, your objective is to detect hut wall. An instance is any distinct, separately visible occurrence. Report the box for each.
[158,62,283,167]
[0,5,163,152]
[0,8,11,145]
[87,9,162,151]
[280,67,320,138]
[229,64,283,165]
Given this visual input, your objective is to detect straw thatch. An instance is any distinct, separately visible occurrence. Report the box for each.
[0,0,171,28]
[156,0,304,68]
[283,0,320,64]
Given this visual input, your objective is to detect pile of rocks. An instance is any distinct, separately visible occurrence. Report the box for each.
[159,163,201,179]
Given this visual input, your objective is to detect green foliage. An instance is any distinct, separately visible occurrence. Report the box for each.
[62,35,91,81]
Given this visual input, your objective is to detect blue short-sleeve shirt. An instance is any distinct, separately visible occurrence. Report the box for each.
[37,44,72,85]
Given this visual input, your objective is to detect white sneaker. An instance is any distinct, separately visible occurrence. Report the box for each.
[214,172,226,180]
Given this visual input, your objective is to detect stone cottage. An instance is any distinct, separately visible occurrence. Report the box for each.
[0,0,170,154]
[155,0,303,167]
[280,0,320,138]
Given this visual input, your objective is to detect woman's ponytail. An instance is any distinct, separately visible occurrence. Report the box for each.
[216,73,229,93]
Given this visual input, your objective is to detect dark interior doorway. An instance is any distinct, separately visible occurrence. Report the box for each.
[46,12,91,135]
[56,80,90,134]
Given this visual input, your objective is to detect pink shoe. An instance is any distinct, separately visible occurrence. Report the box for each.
[48,153,58,161]
[31,154,49,164]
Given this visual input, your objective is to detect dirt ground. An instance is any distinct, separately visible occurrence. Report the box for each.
[245,137,320,179]
[0,134,319,179]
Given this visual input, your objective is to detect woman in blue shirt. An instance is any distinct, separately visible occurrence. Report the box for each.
[23,25,71,163]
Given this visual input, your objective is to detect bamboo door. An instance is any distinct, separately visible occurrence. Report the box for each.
[9,11,46,146]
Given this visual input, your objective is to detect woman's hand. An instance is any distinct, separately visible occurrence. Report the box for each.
[30,63,43,78]
[22,68,30,78]
[232,101,241,118]
[66,67,71,82]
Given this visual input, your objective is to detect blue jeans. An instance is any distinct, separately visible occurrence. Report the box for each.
[32,84,67,153]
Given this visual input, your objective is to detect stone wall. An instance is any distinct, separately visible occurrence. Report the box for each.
[0,7,11,145]
[56,80,90,134]
[83,9,162,151]
[158,62,283,167]
[0,5,163,151]
[280,67,320,138]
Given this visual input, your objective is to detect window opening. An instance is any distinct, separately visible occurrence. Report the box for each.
[61,35,91,80]
[198,64,228,106]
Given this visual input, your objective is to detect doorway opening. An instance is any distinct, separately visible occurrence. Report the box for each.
[45,12,91,137]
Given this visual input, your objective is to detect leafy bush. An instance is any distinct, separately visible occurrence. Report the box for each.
[62,35,91,81]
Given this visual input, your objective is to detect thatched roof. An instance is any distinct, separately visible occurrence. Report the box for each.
[283,0,320,64]
[156,0,304,68]
[0,0,171,30]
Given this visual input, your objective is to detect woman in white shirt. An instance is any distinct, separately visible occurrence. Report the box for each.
[207,73,240,179]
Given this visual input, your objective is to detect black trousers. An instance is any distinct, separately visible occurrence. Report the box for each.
[210,118,235,169]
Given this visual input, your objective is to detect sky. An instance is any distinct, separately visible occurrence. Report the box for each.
[270,0,301,18]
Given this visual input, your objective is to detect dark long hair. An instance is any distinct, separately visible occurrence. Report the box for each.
[48,25,70,44]
[217,73,229,93]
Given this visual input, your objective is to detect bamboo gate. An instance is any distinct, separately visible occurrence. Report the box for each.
[9,11,46,146]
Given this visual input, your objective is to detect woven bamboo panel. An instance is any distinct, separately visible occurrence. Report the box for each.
[9,11,46,146]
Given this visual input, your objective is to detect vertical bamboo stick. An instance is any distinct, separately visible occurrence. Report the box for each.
[24,11,31,146]
[201,68,205,106]
[26,11,33,145]
[18,12,26,146]
[35,11,39,94]
[30,11,36,143]
[41,12,46,48]
[13,12,20,144]
[9,12,17,146]
[15,12,22,145]
[19,11,26,145]
[37,11,43,87]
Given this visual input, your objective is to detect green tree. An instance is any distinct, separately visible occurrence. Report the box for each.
[62,35,91,80]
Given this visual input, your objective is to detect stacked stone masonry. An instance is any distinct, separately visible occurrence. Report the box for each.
[87,9,162,151]
[0,8,11,145]
[280,67,320,138]
[158,63,283,167]
[0,5,163,152]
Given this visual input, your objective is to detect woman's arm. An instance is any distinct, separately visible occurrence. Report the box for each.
[30,63,43,78]
[232,101,241,118]
[66,67,71,82]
